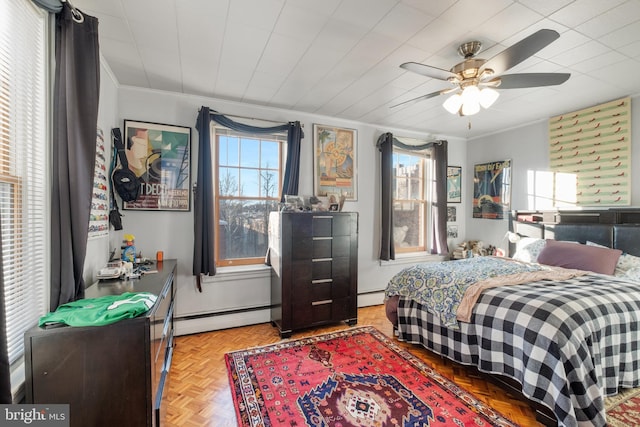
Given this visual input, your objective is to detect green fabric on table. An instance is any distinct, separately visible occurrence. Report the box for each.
[39,292,157,327]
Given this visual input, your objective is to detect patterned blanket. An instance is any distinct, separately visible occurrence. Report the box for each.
[385,256,584,328]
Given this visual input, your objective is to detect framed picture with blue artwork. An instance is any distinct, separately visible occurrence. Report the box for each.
[122,119,191,211]
[447,166,461,203]
[472,160,511,219]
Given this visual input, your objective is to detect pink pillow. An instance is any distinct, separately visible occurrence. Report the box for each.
[536,239,622,275]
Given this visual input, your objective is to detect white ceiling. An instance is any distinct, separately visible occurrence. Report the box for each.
[71,0,640,139]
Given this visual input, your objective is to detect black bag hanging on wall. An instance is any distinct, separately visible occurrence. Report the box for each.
[108,130,123,230]
[111,128,140,203]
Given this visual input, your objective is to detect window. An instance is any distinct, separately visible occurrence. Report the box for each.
[214,127,285,266]
[0,0,48,390]
[392,150,430,253]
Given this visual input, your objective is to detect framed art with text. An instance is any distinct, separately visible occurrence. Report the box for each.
[313,124,357,200]
[447,166,461,203]
[472,160,511,219]
[122,119,191,211]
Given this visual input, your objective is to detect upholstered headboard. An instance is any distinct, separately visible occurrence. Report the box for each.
[613,225,640,256]
[510,210,640,258]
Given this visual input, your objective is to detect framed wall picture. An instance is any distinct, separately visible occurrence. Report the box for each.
[472,160,511,219]
[447,166,461,203]
[122,119,191,211]
[313,124,357,200]
[447,206,457,222]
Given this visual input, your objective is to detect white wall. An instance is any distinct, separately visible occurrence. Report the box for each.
[114,86,467,335]
[83,61,120,285]
[467,95,640,253]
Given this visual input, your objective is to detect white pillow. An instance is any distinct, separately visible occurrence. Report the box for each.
[512,237,546,263]
[615,253,640,277]
[586,240,607,248]
[622,266,640,282]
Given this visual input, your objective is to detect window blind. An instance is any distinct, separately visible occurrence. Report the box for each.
[0,0,48,366]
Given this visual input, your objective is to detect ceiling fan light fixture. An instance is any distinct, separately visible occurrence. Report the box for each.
[443,93,463,114]
[395,29,568,113]
[459,85,480,115]
[461,99,480,116]
[462,85,480,102]
[479,87,499,108]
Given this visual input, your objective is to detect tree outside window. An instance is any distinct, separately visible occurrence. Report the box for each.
[215,131,284,266]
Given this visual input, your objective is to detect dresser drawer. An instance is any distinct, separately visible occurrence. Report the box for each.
[290,214,334,237]
[292,297,351,327]
[291,237,334,260]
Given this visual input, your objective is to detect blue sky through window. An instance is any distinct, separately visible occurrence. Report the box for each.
[218,135,280,198]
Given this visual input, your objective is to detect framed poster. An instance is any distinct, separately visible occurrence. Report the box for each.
[472,160,511,219]
[313,124,357,200]
[447,166,461,203]
[447,206,456,222]
[122,120,191,211]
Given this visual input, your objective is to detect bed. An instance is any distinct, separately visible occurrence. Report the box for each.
[385,210,640,427]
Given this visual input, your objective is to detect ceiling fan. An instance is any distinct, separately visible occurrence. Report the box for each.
[392,29,570,116]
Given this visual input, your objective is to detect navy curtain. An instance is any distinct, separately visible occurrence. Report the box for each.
[376,133,395,261]
[192,108,303,290]
[281,121,303,199]
[430,141,449,255]
[193,107,216,291]
[50,3,100,309]
[377,133,449,260]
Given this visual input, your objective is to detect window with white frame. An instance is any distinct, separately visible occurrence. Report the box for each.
[213,126,285,267]
[0,0,48,395]
[392,149,431,253]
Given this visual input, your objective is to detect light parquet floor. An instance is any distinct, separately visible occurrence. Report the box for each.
[163,305,543,427]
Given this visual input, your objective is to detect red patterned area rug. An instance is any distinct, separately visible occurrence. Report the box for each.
[225,326,518,427]
[606,387,640,427]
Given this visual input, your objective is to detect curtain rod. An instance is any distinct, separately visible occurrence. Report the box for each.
[209,111,304,128]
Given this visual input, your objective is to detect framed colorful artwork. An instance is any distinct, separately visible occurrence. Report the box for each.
[472,160,511,219]
[313,124,357,200]
[447,166,461,203]
[122,119,191,211]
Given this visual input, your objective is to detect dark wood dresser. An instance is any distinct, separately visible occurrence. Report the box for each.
[24,259,176,427]
[269,211,358,338]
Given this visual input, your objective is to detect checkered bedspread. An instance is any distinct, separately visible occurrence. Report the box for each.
[394,273,640,427]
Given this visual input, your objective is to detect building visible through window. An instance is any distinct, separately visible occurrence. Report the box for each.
[393,150,430,253]
[214,127,285,266]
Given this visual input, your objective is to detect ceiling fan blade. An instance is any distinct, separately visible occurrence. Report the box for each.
[390,89,448,108]
[400,62,457,81]
[491,73,570,89]
[481,29,560,75]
